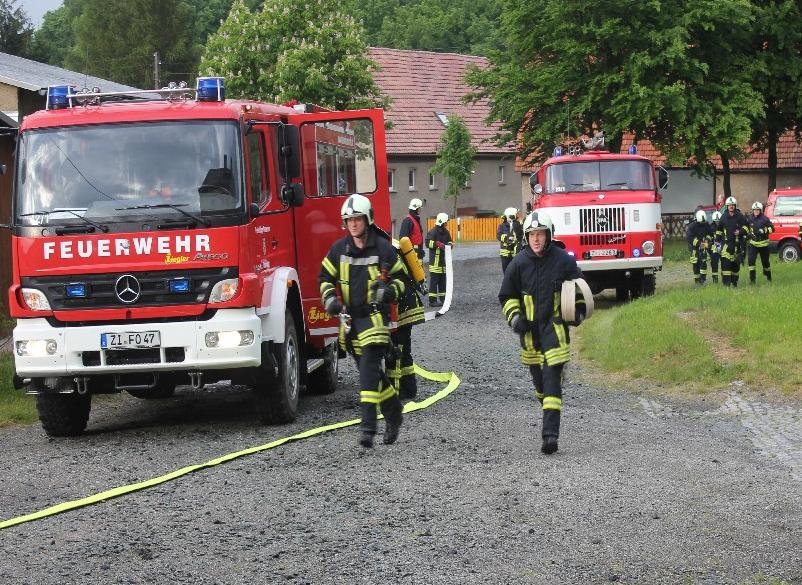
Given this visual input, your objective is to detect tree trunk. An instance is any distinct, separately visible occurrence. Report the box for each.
[767,127,778,194]
[719,153,731,200]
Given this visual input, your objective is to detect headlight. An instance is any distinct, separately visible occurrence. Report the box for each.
[209,278,240,303]
[16,339,57,357]
[21,288,51,311]
[642,240,655,255]
[205,330,255,348]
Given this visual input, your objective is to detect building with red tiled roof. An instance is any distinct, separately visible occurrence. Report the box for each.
[369,47,521,230]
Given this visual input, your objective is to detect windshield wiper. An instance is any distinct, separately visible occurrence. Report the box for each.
[19,210,109,234]
[114,203,211,227]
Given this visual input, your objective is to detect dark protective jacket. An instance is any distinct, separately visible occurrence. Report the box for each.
[719,209,749,260]
[747,212,774,248]
[425,225,453,273]
[319,228,407,350]
[399,213,424,250]
[498,243,584,367]
[497,220,518,258]
[687,220,711,260]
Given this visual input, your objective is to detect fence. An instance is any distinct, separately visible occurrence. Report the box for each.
[425,214,693,241]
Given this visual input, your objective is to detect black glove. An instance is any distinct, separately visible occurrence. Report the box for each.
[324,296,343,316]
[510,314,530,335]
[370,280,396,303]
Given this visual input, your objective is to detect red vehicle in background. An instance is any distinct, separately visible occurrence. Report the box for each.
[764,188,802,262]
[9,79,391,435]
[528,139,668,300]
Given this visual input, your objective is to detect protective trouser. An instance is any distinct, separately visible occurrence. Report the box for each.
[529,363,564,439]
[355,344,402,434]
[388,324,417,400]
[501,255,513,274]
[721,253,740,287]
[747,245,772,283]
[710,251,720,283]
[690,249,708,284]
[428,272,446,306]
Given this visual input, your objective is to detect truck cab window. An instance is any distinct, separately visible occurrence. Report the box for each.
[302,119,377,197]
[247,132,270,208]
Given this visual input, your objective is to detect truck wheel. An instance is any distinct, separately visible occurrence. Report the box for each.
[308,342,339,395]
[254,310,300,424]
[642,273,656,296]
[34,378,91,437]
[126,377,176,399]
[615,286,629,302]
[779,242,800,263]
[628,276,643,300]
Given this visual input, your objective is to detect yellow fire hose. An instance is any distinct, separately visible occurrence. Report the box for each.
[0,365,460,530]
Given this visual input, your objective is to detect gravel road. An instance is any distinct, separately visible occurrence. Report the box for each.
[0,245,800,585]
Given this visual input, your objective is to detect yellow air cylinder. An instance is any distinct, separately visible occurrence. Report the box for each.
[399,236,426,285]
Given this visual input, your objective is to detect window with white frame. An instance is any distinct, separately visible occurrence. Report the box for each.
[408,168,417,191]
[429,170,436,190]
[388,169,396,192]
[498,165,505,184]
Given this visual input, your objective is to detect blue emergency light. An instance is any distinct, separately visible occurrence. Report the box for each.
[553,146,563,157]
[169,278,191,293]
[628,145,638,155]
[46,85,76,110]
[196,77,225,101]
[64,283,87,298]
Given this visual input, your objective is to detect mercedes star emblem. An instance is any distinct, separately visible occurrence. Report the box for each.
[115,274,141,304]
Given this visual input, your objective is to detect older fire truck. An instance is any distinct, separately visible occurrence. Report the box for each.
[528,139,668,300]
[9,78,391,436]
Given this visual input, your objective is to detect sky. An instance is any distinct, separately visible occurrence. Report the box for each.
[19,0,63,28]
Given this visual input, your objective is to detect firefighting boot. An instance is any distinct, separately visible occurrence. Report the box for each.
[765,270,772,282]
[712,275,719,284]
[541,435,558,455]
[359,431,375,449]
[359,402,377,448]
[381,396,404,445]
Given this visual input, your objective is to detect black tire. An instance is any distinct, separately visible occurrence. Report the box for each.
[308,342,339,395]
[126,377,176,399]
[615,286,629,302]
[35,378,91,437]
[254,310,301,424]
[628,274,643,300]
[779,242,800,263]
[642,273,656,296]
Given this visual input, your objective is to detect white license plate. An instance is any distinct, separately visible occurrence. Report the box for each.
[589,249,618,257]
[101,331,161,349]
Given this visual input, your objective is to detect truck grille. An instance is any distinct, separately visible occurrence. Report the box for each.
[580,207,626,233]
[82,347,186,367]
[22,267,236,311]
[580,233,627,246]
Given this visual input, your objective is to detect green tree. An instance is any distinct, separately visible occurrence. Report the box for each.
[65,0,198,89]
[0,0,33,56]
[200,0,387,110]
[466,0,762,179]
[431,115,477,218]
[28,0,80,67]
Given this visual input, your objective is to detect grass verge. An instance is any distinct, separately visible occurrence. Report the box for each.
[0,353,37,427]
[576,258,802,395]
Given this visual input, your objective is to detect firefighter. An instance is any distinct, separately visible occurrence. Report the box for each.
[746,201,774,284]
[719,196,749,287]
[399,198,425,258]
[709,211,723,283]
[687,209,711,285]
[318,194,407,449]
[499,211,585,455]
[497,207,520,273]
[387,241,425,401]
[425,212,453,307]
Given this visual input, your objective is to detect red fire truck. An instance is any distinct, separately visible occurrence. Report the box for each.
[8,78,391,436]
[528,140,668,300]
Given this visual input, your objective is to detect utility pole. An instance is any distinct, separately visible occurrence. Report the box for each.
[153,51,161,89]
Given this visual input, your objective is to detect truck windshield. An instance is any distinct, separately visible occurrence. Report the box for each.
[16,121,242,227]
[544,160,654,194]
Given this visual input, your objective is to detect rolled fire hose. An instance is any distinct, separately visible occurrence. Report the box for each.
[560,278,594,324]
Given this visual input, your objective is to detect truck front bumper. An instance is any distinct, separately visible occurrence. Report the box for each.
[577,257,663,272]
[13,308,262,377]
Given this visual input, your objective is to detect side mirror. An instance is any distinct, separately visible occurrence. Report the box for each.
[528,172,541,195]
[281,183,304,207]
[278,124,301,181]
[249,202,261,217]
[0,164,6,175]
[657,166,669,190]
[525,201,532,213]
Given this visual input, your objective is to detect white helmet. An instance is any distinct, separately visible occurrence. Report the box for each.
[340,194,374,226]
[751,201,764,211]
[409,198,423,211]
[695,209,707,223]
[725,196,737,206]
[435,212,449,226]
[711,211,722,222]
[504,207,517,220]
[523,211,554,239]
